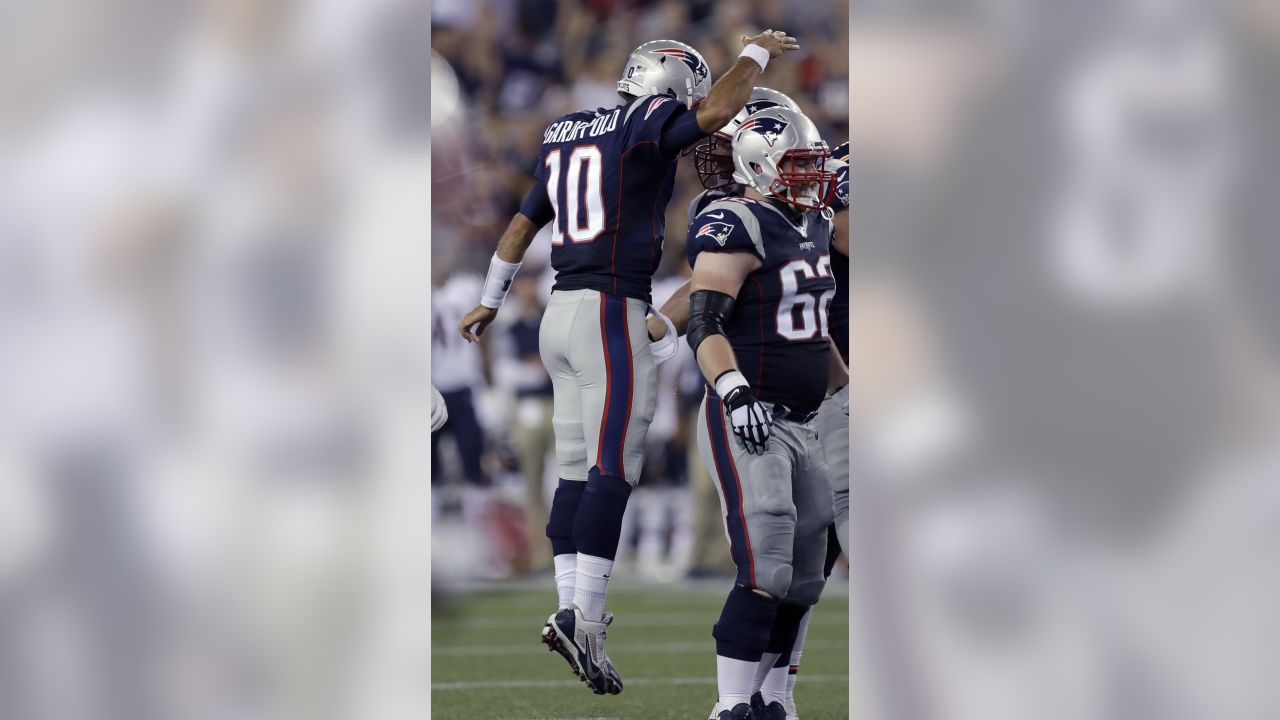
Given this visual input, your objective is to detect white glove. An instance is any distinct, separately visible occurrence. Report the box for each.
[648,306,679,366]
[716,370,772,455]
[430,384,449,432]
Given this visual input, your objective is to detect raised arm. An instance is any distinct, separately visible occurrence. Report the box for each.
[695,31,800,134]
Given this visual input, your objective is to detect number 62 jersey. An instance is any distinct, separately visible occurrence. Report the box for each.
[687,197,837,416]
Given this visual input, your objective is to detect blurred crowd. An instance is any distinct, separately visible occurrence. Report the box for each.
[843,2,1280,719]
[429,0,849,583]
[0,1,432,718]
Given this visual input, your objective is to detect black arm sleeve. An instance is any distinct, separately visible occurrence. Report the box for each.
[659,107,709,158]
[517,179,555,227]
[686,289,737,355]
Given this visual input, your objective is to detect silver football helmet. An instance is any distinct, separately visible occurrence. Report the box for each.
[616,40,711,109]
[694,87,801,190]
[732,106,835,211]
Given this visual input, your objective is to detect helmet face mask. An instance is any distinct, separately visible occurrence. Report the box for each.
[770,149,834,210]
[692,133,736,190]
[733,107,836,211]
[692,88,800,190]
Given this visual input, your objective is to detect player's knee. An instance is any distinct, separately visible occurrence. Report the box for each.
[785,576,827,607]
[809,501,835,532]
[712,584,778,660]
[546,480,586,553]
[755,562,793,601]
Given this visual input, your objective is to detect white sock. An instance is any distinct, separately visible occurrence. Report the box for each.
[572,553,613,620]
[753,651,781,693]
[761,662,790,705]
[716,655,757,708]
[553,553,576,609]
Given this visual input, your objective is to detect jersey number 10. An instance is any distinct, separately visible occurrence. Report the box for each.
[777,256,835,341]
[545,146,606,245]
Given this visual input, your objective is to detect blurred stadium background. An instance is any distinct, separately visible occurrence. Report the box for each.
[0,0,433,718]
[845,1,1280,719]
[429,2,850,716]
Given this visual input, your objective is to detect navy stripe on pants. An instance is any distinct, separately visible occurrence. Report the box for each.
[595,293,634,479]
[704,389,757,587]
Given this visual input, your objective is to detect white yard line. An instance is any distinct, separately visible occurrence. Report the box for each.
[432,674,848,691]
[433,640,847,656]
[435,612,848,630]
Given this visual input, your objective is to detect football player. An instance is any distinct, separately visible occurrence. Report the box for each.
[654,107,849,719]
[456,32,801,696]
[682,106,845,720]
[761,140,849,720]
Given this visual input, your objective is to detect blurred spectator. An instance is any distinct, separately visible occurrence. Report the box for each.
[502,273,556,573]
[431,273,492,515]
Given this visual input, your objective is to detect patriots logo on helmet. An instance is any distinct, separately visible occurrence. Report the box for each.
[696,221,735,247]
[743,99,783,116]
[653,48,709,83]
[739,117,790,147]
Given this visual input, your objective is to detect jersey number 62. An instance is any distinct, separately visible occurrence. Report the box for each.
[777,256,835,341]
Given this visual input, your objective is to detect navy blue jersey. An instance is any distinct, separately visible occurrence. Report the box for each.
[519,94,703,303]
[829,141,850,364]
[687,197,837,415]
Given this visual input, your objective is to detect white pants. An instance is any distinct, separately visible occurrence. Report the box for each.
[538,289,657,485]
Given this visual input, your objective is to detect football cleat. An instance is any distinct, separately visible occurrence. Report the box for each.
[708,701,754,719]
[751,691,787,720]
[540,611,581,679]
[545,604,623,695]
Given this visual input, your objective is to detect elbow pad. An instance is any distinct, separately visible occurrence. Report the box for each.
[686,289,737,355]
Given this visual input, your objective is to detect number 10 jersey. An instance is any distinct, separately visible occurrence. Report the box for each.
[687,197,837,415]
[521,94,692,304]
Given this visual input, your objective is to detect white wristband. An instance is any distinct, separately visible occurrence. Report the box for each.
[480,254,521,309]
[739,44,770,72]
[715,369,750,398]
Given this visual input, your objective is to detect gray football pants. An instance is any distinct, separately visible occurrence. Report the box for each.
[539,289,657,485]
[814,396,849,556]
[696,391,835,605]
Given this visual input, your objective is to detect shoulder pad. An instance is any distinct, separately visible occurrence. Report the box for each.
[696,199,765,260]
[624,94,676,126]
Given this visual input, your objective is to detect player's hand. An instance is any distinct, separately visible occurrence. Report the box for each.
[741,29,799,59]
[458,305,498,343]
[430,383,449,431]
[721,381,772,455]
[647,308,679,365]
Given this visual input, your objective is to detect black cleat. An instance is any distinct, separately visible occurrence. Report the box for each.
[751,691,786,720]
[544,604,624,695]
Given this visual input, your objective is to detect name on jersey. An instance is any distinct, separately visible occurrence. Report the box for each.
[799,241,816,251]
[543,109,621,144]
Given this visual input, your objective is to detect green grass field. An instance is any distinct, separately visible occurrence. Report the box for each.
[432,584,849,719]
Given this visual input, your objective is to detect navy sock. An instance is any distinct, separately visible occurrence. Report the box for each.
[766,602,809,658]
[713,584,779,661]
[546,479,586,556]
[571,466,632,560]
